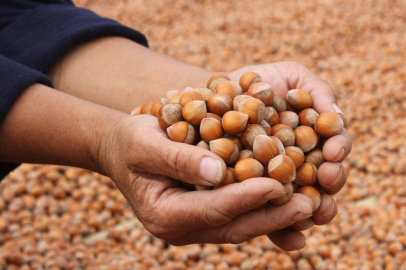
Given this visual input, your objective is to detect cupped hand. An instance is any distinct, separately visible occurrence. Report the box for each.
[97,115,314,249]
[228,61,352,250]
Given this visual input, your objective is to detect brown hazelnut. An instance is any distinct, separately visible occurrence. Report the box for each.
[315,112,344,137]
[271,124,295,147]
[206,112,222,122]
[239,71,262,93]
[207,73,230,92]
[239,98,266,124]
[216,168,237,188]
[294,126,319,152]
[270,95,287,113]
[207,93,233,116]
[179,87,205,107]
[200,118,224,143]
[130,106,142,116]
[260,120,272,136]
[305,148,325,168]
[196,140,210,150]
[241,124,267,150]
[167,121,195,144]
[285,146,305,169]
[157,103,183,130]
[223,134,244,151]
[265,106,279,126]
[182,100,207,126]
[279,111,299,129]
[150,97,169,117]
[253,135,280,166]
[247,82,274,105]
[268,155,296,184]
[216,81,243,100]
[294,163,318,186]
[271,182,294,206]
[234,158,264,182]
[166,90,183,100]
[222,111,249,135]
[209,138,239,165]
[298,108,319,127]
[195,87,215,103]
[297,186,321,212]
[140,101,154,115]
[233,95,252,111]
[237,149,254,161]
[287,89,312,110]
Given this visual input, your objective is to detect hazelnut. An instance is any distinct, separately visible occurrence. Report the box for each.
[279,111,299,129]
[239,98,266,124]
[195,87,215,103]
[209,138,240,165]
[265,106,279,126]
[237,149,254,161]
[294,163,318,186]
[150,97,169,117]
[294,126,319,152]
[241,124,267,150]
[233,95,252,111]
[247,82,274,105]
[223,134,244,151]
[222,111,249,135]
[270,136,286,155]
[140,101,153,115]
[130,106,142,116]
[179,87,205,107]
[268,155,296,184]
[215,80,243,100]
[166,90,183,100]
[305,148,325,168]
[292,218,315,231]
[315,112,344,137]
[167,121,195,144]
[285,146,305,169]
[234,158,264,182]
[260,120,272,136]
[239,71,262,93]
[200,118,224,143]
[298,108,319,127]
[297,186,321,212]
[253,135,280,166]
[287,89,312,110]
[196,140,210,150]
[157,103,183,130]
[271,182,294,206]
[270,95,287,113]
[216,168,237,188]
[207,93,233,116]
[182,100,207,126]
[206,112,222,122]
[207,73,230,92]
[271,124,295,147]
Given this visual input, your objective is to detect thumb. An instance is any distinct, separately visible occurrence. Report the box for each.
[138,131,227,186]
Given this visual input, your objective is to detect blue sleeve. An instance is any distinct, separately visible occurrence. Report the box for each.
[0,0,148,180]
[0,54,54,180]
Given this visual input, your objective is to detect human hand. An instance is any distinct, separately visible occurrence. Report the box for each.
[228,61,352,249]
[97,115,315,250]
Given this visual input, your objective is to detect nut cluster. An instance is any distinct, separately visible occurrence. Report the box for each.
[132,72,344,232]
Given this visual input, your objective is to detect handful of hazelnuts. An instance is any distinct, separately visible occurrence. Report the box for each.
[131,72,344,231]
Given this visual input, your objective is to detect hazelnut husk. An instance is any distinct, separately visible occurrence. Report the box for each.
[305,148,325,168]
[271,124,295,147]
[237,149,254,161]
[270,95,287,113]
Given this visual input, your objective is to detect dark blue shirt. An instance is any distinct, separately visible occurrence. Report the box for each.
[0,0,148,180]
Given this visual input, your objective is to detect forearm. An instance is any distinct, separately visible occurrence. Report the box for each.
[47,37,214,113]
[0,83,126,174]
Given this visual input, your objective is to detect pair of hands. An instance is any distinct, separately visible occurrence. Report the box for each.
[98,62,352,250]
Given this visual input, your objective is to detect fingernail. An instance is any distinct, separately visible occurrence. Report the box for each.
[321,198,335,218]
[328,164,343,186]
[332,103,348,125]
[199,157,222,184]
[332,147,345,162]
[263,191,286,201]
[292,212,313,223]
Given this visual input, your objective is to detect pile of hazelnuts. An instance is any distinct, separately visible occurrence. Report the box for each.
[131,72,344,231]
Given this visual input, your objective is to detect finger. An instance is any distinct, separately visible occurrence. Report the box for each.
[322,129,352,162]
[312,194,337,225]
[318,162,348,195]
[168,193,314,245]
[151,178,285,239]
[132,116,227,186]
[267,229,306,251]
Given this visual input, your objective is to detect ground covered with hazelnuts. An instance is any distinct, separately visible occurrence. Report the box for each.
[1,0,406,269]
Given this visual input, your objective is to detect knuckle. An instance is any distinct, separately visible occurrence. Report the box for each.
[226,226,251,244]
[202,205,233,227]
